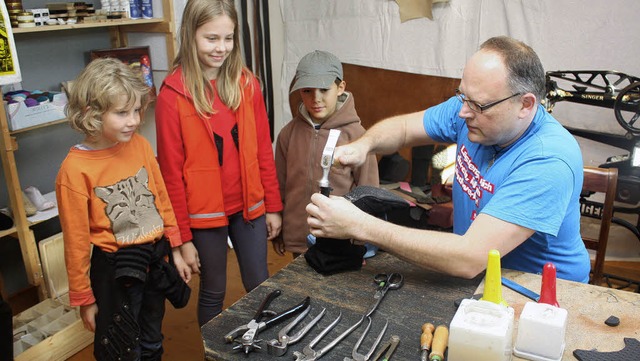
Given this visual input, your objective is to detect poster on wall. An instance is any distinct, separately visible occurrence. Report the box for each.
[0,1,21,85]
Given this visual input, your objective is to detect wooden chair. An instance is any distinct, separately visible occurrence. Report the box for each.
[581,166,618,285]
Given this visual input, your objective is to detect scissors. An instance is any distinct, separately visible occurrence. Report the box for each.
[366,273,403,317]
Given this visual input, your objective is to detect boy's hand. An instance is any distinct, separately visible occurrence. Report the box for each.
[180,241,200,275]
[266,212,282,241]
[80,303,98,332]
[270,236,286,256]
[172,248,192,283]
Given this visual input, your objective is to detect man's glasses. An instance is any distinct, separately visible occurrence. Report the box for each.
[455,89,521,113]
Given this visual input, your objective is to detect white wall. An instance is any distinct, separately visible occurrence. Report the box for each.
[277,0,640,167]
[268,1,285,141]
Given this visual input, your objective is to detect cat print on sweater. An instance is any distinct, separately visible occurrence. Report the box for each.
[95,166,163,244]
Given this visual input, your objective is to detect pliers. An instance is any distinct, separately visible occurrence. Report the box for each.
[223,290,310,354]
[266,306,327,356]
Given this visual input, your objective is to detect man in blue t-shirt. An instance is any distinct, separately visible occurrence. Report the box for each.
[306,36,590,283]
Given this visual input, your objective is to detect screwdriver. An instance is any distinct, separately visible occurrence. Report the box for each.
[429,325,449,361]
[420,323,435,361]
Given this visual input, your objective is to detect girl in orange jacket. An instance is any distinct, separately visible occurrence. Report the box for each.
[155,0,283,326]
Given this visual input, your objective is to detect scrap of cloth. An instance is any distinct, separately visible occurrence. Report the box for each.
[396,0,449,21]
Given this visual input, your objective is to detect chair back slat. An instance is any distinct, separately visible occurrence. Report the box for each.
[581,166,618,285]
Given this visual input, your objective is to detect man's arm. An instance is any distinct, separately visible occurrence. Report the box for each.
[334,111,435,168]
[306,194,534,278]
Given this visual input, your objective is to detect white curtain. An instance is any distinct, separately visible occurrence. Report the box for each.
[280,0,640,141]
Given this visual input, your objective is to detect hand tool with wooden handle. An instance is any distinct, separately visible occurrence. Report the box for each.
[420,323,435,361]
[429,325,449,361]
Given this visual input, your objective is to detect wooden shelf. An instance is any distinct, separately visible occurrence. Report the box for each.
[12,18,164,34]
[0,226,17,239]
[0,192,59,239]
[9,118,67,135]
[1,0,177,322]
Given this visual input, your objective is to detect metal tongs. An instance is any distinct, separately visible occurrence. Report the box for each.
[344,317,388,361]
[294,313,365,361]
[266,306,327,356]
[223,290,309,354]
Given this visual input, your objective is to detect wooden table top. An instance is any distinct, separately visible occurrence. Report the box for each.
[498,269,640,360]
[202,251,481,360]
[201,251,640,360]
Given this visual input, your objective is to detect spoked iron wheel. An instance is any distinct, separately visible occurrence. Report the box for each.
[614,81,640,136]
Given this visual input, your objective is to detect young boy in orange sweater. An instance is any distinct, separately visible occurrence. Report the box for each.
[56,58,190,361]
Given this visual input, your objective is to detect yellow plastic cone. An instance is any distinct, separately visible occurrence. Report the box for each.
[480,249,508,306]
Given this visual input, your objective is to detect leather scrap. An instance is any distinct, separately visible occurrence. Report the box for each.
[573,338,640,361]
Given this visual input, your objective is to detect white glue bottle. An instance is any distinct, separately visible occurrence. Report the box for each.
[448,249,515,361]
[513,262,568,361]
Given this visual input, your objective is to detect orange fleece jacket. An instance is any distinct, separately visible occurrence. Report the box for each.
[56,133,182,307]
[155,68,283,242]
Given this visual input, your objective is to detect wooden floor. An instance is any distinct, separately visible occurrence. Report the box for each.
[67,247,295,360]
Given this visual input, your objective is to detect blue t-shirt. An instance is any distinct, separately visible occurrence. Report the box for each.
[424,97,590,283]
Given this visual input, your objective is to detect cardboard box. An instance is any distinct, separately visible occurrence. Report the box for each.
[5,93,68,132]
[12,233,93,361]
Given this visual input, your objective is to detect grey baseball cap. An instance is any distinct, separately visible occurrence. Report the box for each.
[290,50,343,93]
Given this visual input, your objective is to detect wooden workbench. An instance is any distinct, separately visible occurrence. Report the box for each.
[201,252,640,360]
[500,270,640,360]
[202,251,481,360]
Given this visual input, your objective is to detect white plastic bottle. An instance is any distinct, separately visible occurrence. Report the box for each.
[448,298,514,361]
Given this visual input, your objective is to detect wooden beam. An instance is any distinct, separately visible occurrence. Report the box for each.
[0,91,47,301]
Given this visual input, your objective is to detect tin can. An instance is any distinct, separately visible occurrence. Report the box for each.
[141,0,152,19]
[128,0,141,19]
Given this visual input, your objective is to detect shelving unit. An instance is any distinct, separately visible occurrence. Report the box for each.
[11,18,164,34]
[0,0,177,302]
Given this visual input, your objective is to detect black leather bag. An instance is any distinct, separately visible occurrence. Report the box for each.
[305,186,409,275]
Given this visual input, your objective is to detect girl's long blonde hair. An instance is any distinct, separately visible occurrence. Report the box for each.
[174,0,252,117]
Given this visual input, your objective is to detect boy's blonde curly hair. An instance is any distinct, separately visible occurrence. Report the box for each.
[66,57,152,137]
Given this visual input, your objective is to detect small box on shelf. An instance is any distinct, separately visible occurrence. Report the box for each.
[4,93,67,131]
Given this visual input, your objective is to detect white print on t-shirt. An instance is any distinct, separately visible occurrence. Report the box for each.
[455,145,495,211]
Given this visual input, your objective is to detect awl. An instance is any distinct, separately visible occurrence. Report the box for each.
[429,325,448,361]
[420,323,435,361]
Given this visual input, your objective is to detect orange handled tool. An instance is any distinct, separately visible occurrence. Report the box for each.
[429,325,449,361]
[420,323,435,361]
